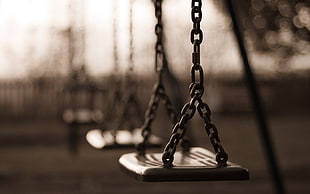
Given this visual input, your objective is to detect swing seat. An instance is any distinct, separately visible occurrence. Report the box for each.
[63,109,103,124]
[86,128,163,149]
[119,147,249,182]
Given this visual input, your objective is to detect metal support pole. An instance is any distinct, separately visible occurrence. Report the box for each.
[224,1,286,194]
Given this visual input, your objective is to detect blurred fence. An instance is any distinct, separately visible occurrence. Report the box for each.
[0,75,309,120]
[0,78,63,120]
[216,75,310,114]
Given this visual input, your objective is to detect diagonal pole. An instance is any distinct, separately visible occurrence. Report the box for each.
[224,1,286,194]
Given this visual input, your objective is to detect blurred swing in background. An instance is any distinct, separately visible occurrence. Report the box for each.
[0,0,309,194]
[86,0,163,149]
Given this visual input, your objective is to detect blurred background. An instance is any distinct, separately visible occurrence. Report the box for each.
[0,0,309,193]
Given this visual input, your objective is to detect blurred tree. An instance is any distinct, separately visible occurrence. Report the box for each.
[216,0,309,57]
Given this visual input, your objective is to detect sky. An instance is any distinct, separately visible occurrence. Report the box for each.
[0,0,308,80]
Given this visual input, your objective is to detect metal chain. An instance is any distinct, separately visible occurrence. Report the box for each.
[153,0,178,128]
[128,0,134,73]
[137,83,163,155]
[110,0,123,141]
[154,0,164,73]
[126,0,137,90]
[112,0,119,73]
[162,0,228,167]
[118,0,144,130]
[68,0,86,71]
[161,91,178,124]
[137,0,178,155]
[126,0,137,97]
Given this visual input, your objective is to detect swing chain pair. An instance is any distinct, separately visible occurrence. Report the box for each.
[137,0,178,155]
[153,0,177,124]
[137,82,177,155]
[162,0,228,167]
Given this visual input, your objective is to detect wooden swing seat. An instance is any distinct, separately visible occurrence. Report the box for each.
[119,147,249,182]
[85,128,163,149]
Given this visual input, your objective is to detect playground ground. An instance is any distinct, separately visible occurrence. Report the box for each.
[0,112,309,194]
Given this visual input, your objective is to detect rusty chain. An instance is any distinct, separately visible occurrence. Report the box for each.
[162,0,228,167]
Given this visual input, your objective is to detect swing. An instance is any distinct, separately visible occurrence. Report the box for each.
[132,0,190,156]
[118,0,249,182]
[62,0,103,126]
[86,0,163,149]
[62,66,103,125]
[62,0,103,154]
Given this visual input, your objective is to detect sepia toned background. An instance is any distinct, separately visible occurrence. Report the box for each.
[0,0,309,193]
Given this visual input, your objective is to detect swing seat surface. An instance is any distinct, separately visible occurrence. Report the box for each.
[119,147,249,182]
[86,128,163,149]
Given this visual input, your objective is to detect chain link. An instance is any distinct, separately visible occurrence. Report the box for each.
[137,80,178,155]
[155,0,164,72]
[128,0,134,72]
[137,0,179,155]
[162,0,228,167]
[112,0,119,73]
[137,83,159,155]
